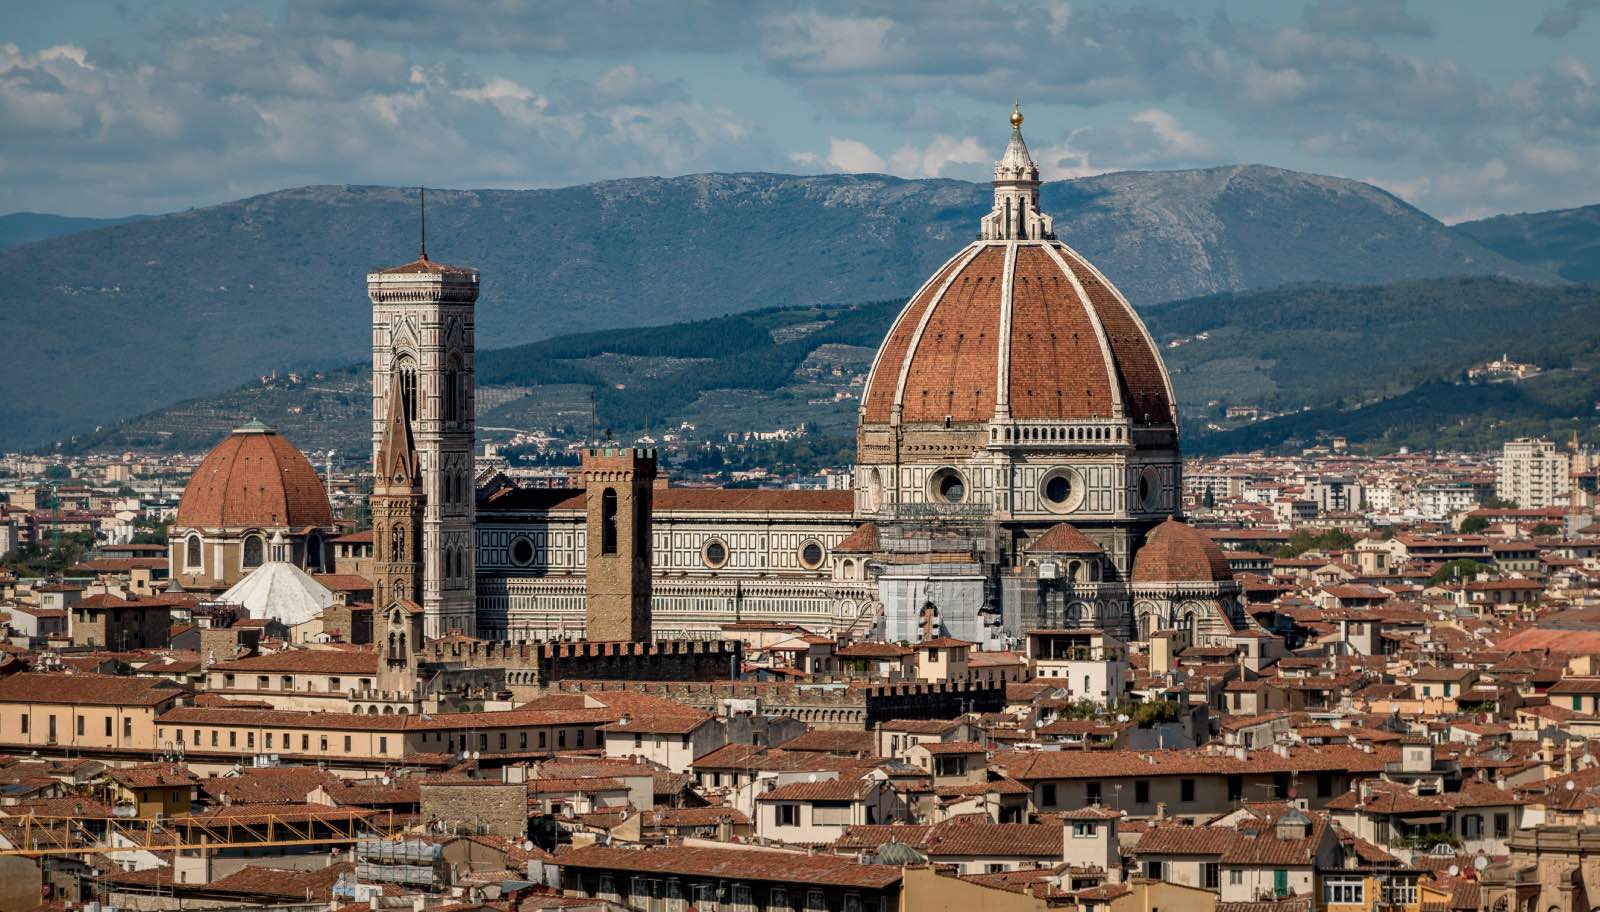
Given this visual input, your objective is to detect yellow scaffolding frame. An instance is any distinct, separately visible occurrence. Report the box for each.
[0,808,405,856]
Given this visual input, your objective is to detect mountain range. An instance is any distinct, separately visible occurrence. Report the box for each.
[0,165,1563,452]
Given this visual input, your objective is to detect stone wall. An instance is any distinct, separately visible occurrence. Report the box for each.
[541,678,1004,731]
[420,782,527,837]
[424,639,741,691]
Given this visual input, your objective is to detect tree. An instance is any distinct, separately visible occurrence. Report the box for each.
[1459,515,1489,534]
[1429,558,1493,585]
[132,521,169,545]
[1275,528,1356,558]
[1,532,93,577]
[1532,521,1562,537]
[1481,494,1518,509]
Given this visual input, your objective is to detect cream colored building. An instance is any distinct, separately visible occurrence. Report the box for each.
[599,712,725,774]
[0,672,184,754]
[156,702,625,774]
[202,648,417,714]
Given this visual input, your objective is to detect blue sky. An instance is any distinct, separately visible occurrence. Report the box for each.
[4,0,1598,221]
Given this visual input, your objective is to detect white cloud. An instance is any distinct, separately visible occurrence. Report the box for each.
[888,135,988,178]
[820,138,886,173]
[1034,108,1222,179]
[762,11,895,75]
[1129,108,1217,158]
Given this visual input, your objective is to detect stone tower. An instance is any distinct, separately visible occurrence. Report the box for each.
[581,447,656,642]
[372,377,423,690]
[368,227,479,639]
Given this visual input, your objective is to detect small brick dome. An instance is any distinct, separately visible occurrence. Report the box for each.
[176,422,333,529]
[1131,519,1234,585]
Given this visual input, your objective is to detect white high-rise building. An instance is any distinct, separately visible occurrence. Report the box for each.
[1496,438,1570,508]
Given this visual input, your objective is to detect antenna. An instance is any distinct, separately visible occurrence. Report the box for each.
[419,186,427,259]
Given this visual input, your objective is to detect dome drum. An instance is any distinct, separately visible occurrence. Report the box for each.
[856,452,1178,522]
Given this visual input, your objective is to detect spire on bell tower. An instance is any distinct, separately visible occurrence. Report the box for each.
[980,103,1054,241]
[376,371,419,488]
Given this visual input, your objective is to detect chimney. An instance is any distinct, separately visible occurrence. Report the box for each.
[1155,802,1167,820]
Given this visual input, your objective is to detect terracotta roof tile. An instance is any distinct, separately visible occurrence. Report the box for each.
[176,427,332,529]
[1132,520,1235,585]
[0,672,185,707]
[559,843,901,889]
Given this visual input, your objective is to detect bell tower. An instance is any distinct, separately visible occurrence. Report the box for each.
[372,373,423,692]
[368,194,480,639]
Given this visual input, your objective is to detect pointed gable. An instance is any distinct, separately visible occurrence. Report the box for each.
[376,376,419,488]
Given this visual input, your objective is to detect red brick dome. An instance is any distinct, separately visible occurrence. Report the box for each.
[176,423,333,529]
[860,240,1174,428]
[1131,519,1234,585]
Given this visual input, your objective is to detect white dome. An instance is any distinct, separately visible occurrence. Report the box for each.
[218,561,335,627]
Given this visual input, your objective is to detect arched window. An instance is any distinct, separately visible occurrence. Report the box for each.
[391,580,404,606]
[185,535,202,571]
[601,488,618,555]
[393,356,418,423]
[305,532,322,570]
[242,534,264,569]
[390,525,405,562]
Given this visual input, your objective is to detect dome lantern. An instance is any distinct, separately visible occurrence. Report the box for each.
[981,103,1053,241]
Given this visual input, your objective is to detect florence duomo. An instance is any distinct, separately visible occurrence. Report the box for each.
[9,3,1600,909]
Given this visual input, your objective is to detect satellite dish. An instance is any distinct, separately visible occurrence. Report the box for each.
[1568,780,1578,791]
[1447,865,1460,877]
[1115,714,1130,724]
[1474,856,1489,871]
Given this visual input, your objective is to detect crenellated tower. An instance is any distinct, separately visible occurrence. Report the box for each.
[368,209,479,639]
[581,447,657,642]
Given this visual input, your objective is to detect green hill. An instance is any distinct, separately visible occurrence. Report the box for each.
[1455,202,1600,283]
[70,277,1600,461]
[1,165,1554,451]
[1144,276,1600,424]
[0,211,147,249]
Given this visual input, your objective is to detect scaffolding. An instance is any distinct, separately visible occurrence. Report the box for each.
[0,807,406,856]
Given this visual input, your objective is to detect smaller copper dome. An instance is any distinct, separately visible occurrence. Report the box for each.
[176,423,333,529]
[1132,519,1234,585]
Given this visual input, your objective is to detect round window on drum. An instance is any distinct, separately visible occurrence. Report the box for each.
[1039,467,1086,514]
[929,468,967,504]
[799,540,825,570]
